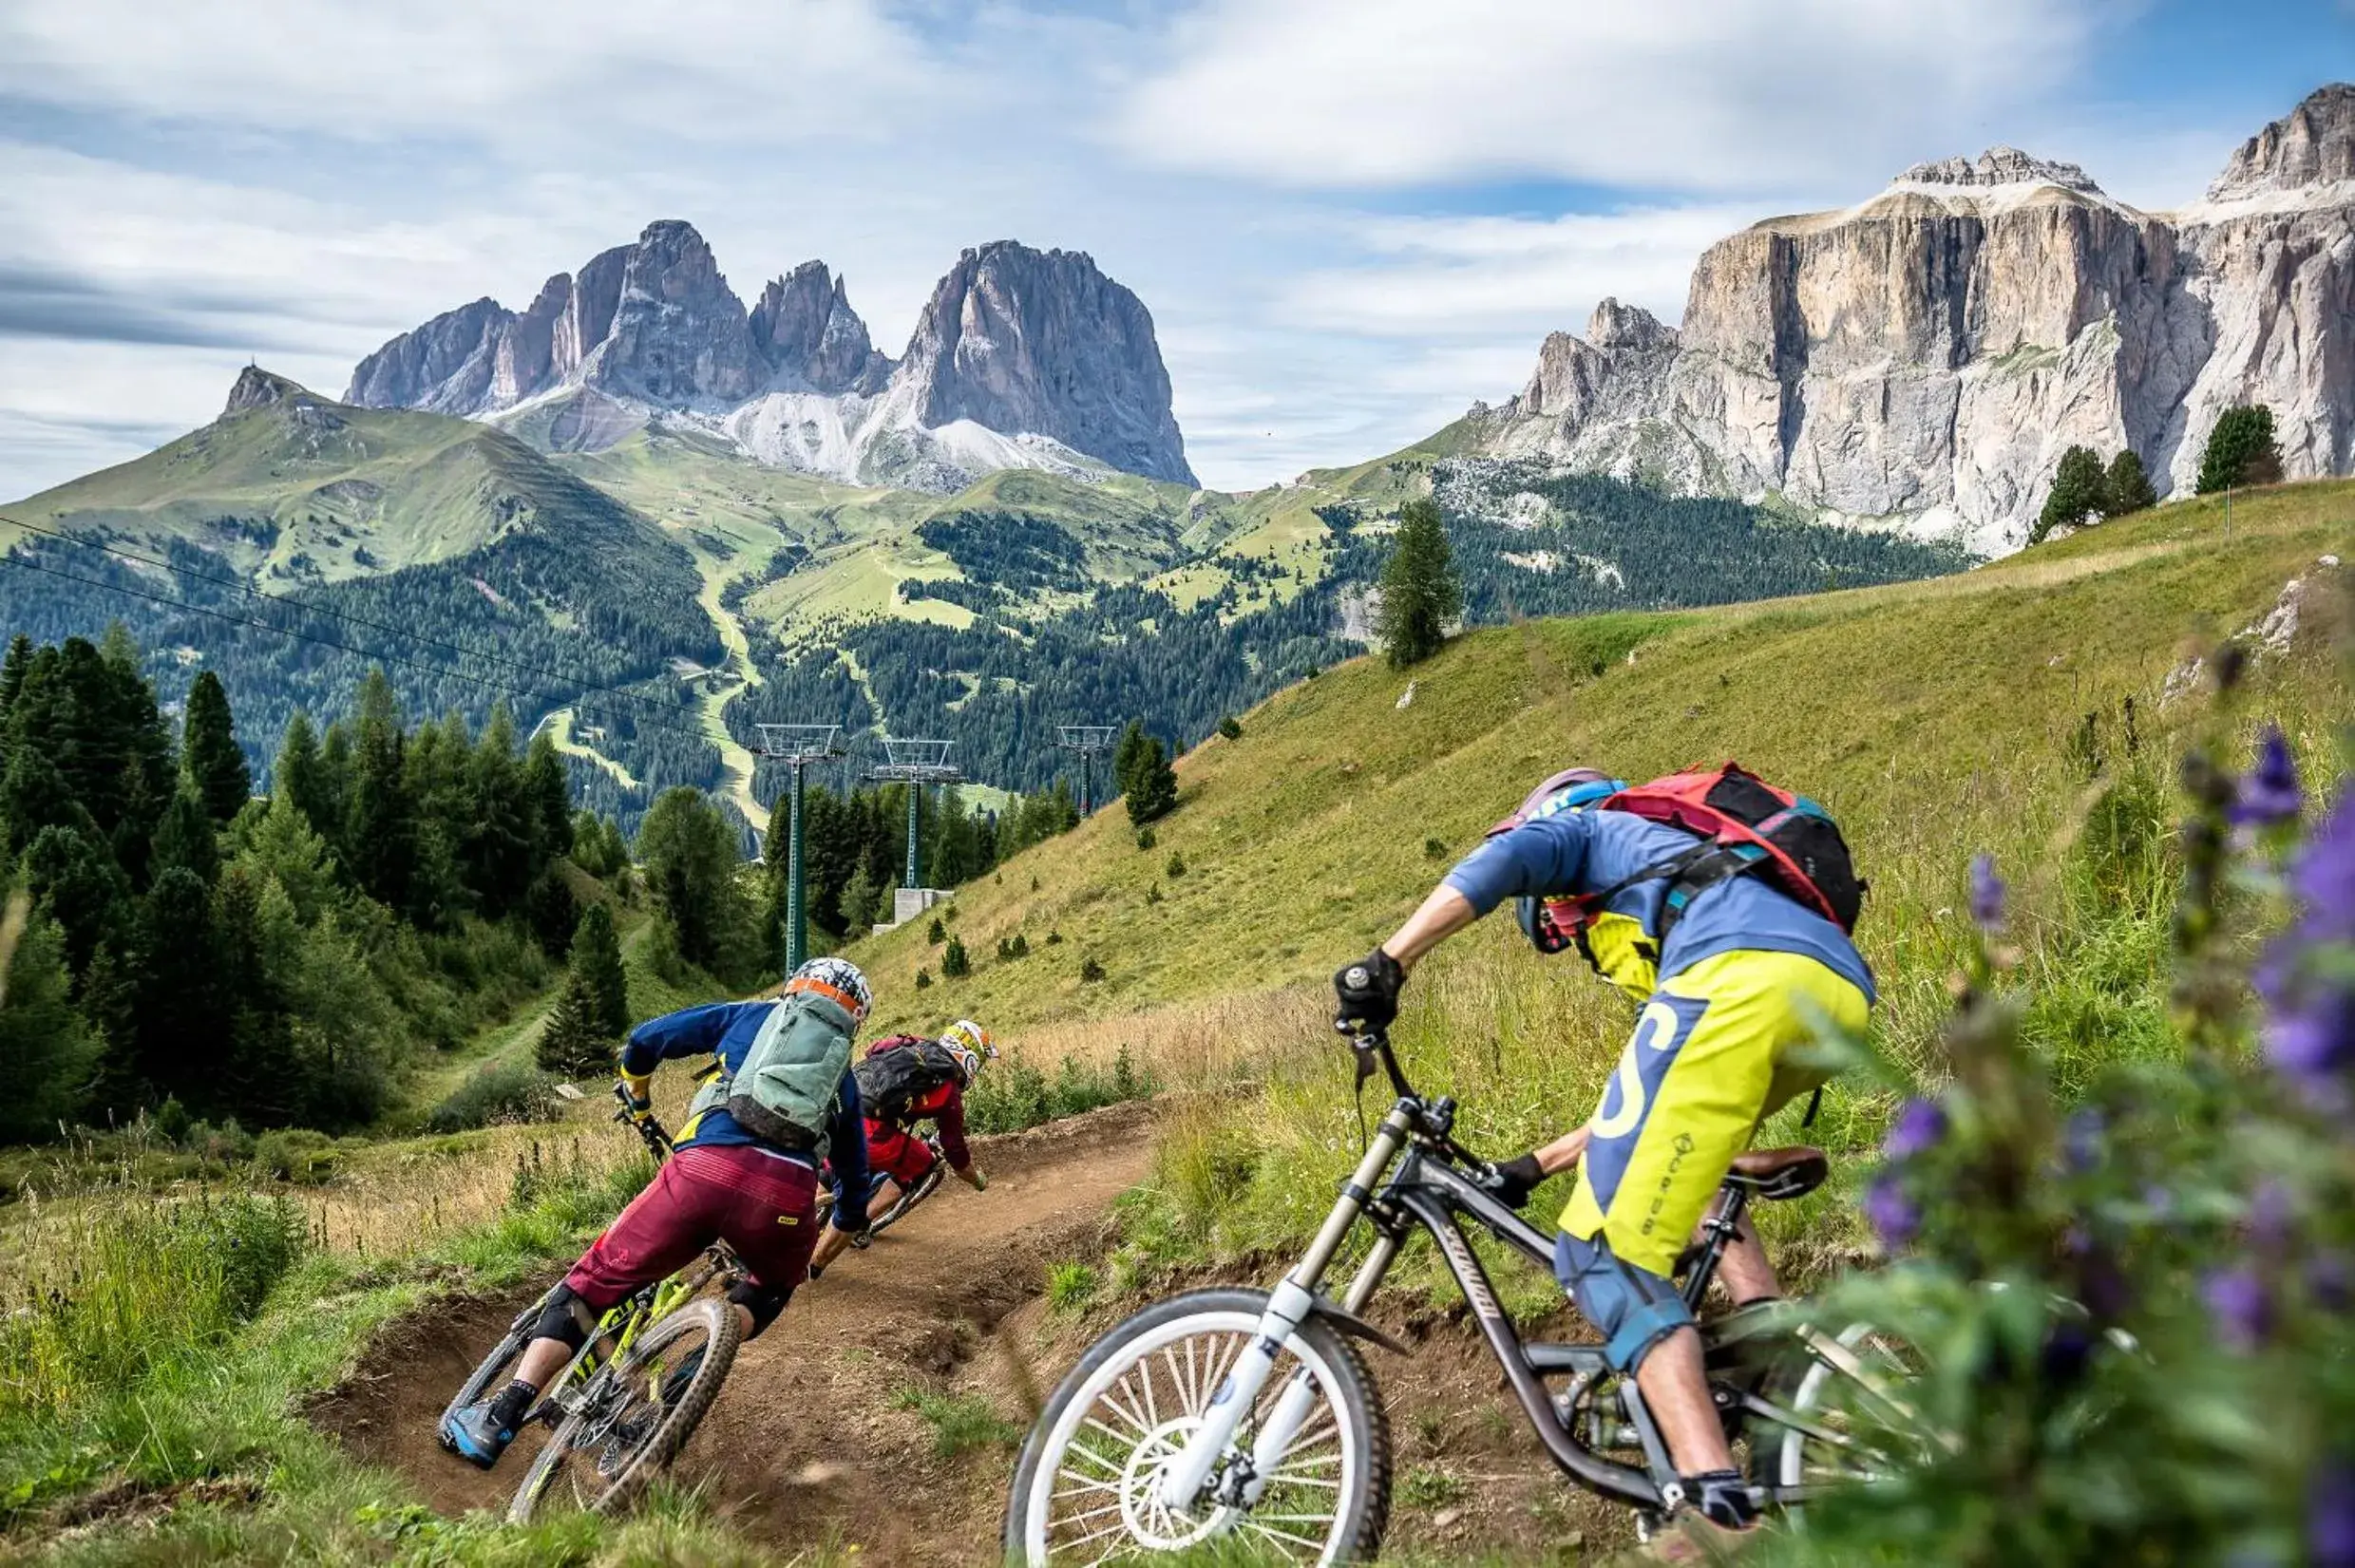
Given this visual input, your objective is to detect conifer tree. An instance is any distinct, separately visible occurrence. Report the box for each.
[2197,405,2283,494]
[1377,497,1462,670]
[1113,721,1151,802]
[2101,450,2157,519]
[539,902,630,1076]
[21,822,128,977]
[464,704,533,916]
[636,786,743,973]
[346,671,416,915]
[941,934,971,977]
[133,866,225,1111]
[0,911,96,1142]
[180,671,250,823]
[2033,445,2108,544]
[523,729,573,865]
[840,862,883,935]
[151,780,220,887]
[0,633,30,740]
[1126,734,1179,826]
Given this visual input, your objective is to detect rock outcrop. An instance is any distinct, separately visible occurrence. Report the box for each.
[1467,84,2355,554]
[896,242,1193,485]
[347,224,1193,490]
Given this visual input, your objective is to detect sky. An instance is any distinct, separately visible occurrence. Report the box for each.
[0,0,2347,499]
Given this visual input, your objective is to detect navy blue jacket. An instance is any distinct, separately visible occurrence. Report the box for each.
[621,1001,872,1229]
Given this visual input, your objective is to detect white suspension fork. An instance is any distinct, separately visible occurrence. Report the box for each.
[1156,1113,1408,1512]
[1240,1230,1400,1505]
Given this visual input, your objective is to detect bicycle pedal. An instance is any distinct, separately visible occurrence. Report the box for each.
[850,1232,873,1250]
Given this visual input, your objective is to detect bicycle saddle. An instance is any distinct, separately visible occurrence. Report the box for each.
[1724,1145,1830,1201]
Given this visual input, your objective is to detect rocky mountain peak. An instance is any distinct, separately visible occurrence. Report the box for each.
[1894,144,2103,194]
[898,239,1194,485]
[222,366,312,415]
[749,261,885,394]
[1586,298,1676,352]
[2208,83,2355,201]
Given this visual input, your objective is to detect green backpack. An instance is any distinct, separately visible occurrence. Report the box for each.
[689,992,856,1152]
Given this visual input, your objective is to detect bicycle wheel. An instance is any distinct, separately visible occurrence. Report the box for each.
[506,1296,742,1522]
[1003,1288,1391,1566]
[1747,1321,1924,1509]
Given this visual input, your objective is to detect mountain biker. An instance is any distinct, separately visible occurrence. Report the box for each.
[1333,767,1873,1559]
[807,1018,997,1279]
[438,957,877,1469]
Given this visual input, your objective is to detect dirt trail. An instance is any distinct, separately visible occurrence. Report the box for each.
[313,1102,1157,1561]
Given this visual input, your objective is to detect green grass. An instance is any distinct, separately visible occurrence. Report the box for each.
[887,1386,1023,1458]
[1044,1260,1099,1314]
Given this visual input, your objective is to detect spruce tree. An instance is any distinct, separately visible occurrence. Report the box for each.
[180,671,250,823]
[133,866,226,1111]
[941,934,971,977]
[636,786,744,973]
[1377,497,1461,670]
[463,705,533,916]
[2033,445,2107,544]
[840,862,883,935]
[523,729,573,866]
[346,671,416,915]
[1113,721,1152,802]
[0,633,30,740]
[2196,406,2283,494]
[539,902,630,1076]
[1126,735,1178,827]
[21,822,129,977]
[2099,449,2157,519]
[151,780,221,887]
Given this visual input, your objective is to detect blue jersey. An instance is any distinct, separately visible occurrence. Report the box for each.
[620,1001,871,1221]
[1443,810,1875,1004]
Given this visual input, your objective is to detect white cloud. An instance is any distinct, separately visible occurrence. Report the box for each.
[1118,0,2105,191]
[0,0,941,148]
[1281,205,1757,336]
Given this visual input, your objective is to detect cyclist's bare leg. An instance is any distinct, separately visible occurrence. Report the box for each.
[810,1178,903,1270]
[1712,1211,1780,1305]
[1635,1326,1738,1476]
[509,1334,574,1396]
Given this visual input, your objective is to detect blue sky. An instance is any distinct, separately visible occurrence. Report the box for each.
[0,0,2346,498]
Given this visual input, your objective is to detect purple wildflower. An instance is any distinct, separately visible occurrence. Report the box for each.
[1862,1173,1918,1251]
[2250,1181,2297,1259]
[2266,988,2355,1090]
[1883,1099,1946,1162]
[1968,853,2006,932]
[2062,1108,2105,1173]
[2290,792,2355,942]
[2312,1461,2355,1568]
[2230,726,2304,827]
[2203,1268,2273,1352]
[2311,1253,2353,1313]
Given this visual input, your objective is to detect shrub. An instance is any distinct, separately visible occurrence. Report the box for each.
[940,935,971,978]
[1166,851,1187,878]
[1217,715,1243,742]
[427,1061,561,1134]
[1045,930,1062,946]
[1134,826,1156,851]
[966,1045,1152,1134]
[252,1127,340,1184]
[915,968,933,990]
[1146,885,1165,906]
[926,916,946,945]
[2101,449,2157,518]
[1080,955,1106,983]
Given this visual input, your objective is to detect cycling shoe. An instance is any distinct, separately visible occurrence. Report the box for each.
[438,1399,516,1469]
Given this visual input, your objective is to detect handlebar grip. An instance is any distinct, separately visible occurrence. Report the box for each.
[1343,964,1372,990]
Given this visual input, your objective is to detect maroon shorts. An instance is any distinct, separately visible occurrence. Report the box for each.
[563,1143,820,1311]
[865,1118,940,1186]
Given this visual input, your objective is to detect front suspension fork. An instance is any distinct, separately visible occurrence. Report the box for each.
[1156,1110,1409,1511]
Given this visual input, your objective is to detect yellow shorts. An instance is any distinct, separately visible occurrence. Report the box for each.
[1559,950,1871,1276]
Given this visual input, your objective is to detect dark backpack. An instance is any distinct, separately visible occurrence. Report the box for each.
[1501,762,1865,957]
[854,1035,963,1122]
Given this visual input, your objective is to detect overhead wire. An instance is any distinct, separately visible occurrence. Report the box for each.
[0,508,712,731]
[0,550,720,745]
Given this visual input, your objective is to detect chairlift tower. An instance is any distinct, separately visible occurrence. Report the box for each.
[1055,725,1118,816]
[871,738,961,891]
[755,724,845,972]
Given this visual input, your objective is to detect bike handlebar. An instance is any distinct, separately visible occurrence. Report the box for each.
[612,1082,675,1162]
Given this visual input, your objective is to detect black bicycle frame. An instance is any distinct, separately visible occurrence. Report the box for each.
[1324,1029,1780,1516]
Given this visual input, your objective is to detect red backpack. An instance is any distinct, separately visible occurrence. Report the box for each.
[1498,762,1865,956]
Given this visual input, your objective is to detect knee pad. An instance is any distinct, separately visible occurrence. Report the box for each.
[1553,1230,1694,1373]
[531,1286,596,1351]
[728,1280,791,1338]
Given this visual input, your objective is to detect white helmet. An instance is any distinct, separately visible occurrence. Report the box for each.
[940,1019,997,1086]
[788,956,871,1023]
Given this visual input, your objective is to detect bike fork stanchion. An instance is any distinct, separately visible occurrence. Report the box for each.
[1158,1113,1409,1512]
[1242,1230,1402,1505]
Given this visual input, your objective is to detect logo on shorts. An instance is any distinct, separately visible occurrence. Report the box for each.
[777,1214,799,1226]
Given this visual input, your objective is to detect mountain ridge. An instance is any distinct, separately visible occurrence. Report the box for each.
[1464,83,2355,555]
[347,225,1194,493]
